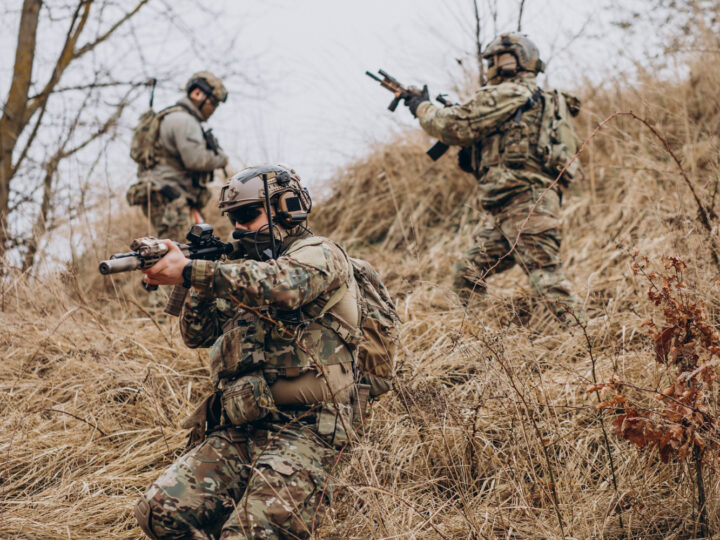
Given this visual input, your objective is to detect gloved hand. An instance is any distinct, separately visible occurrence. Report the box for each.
[404,85,430,117]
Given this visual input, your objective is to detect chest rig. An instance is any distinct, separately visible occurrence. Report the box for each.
[208,237,361,387]
[473,83,544,177]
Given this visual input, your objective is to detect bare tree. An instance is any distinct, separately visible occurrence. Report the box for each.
[0,0,252,273]
[0,0,156,271]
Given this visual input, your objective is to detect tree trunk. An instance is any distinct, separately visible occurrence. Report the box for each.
[0,0,42,265]
[22,156,57,272]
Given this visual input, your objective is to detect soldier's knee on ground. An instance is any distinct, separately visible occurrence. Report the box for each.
[221,452,329,540]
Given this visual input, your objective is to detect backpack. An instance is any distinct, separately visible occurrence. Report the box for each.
[536,90,581,186]
[347,256,400,397]
[129,105,186,169]
[287,237,400,398]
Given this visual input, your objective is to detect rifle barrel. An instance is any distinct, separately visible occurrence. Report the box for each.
[98,255,143,275]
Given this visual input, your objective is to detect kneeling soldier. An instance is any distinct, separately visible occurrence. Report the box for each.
[134,165,360,539]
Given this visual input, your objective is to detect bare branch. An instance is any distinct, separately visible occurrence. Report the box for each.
[23,0,91,124]
[74,0,150,57]
[472,0,486,85]
[517,0,526,32]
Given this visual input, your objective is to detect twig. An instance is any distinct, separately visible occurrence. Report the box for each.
[568,309,623,530]
[32,407,106,437]
[476,334,566,537]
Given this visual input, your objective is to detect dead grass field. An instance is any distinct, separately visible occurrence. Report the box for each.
[3,55,720,539]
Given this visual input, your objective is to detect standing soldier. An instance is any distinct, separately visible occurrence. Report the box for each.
[127,71,229,241]
[134,165,360,539]
[403,33,583,321]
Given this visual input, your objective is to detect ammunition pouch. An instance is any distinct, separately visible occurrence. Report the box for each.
[221,373,276,426]
[315,402,354,448]
[126,181,150,207]
[502,121,531,168]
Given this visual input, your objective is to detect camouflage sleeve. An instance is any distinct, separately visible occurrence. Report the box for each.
[179,285,226,349]
[188,239,350,311]
[163,112,228,172]
[415,83,532,146]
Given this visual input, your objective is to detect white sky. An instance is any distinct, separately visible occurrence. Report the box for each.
[119,0,621,187]
[1,0,642,268]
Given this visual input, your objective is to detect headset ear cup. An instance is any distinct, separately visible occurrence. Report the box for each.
[277,191,308,226]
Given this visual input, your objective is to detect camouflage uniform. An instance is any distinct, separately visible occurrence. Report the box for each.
[135,232,357,539]
[415,72,580,315]
[128,96,228,242]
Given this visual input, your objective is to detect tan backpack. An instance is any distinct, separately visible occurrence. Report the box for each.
[286,237,400,398]
[537,90,582,185]
[347,257,399,397]
[129,105,187,169]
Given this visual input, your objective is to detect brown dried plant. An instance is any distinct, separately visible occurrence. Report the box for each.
[590,254,720,535]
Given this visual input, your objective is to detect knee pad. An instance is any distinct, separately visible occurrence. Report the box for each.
[134,498,159,540]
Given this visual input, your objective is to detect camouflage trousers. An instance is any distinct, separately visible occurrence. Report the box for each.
[454,187,581,316]
[127,182,194,242]
[135,422,336,539]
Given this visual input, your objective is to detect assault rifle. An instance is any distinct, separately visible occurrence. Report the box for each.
[365,69,457,160]
[98,223,241,316]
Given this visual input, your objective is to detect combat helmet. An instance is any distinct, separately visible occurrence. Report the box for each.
[483,33,544,83]
[219,165,312,260]
[219,165,312,228]
[185,71,228,104]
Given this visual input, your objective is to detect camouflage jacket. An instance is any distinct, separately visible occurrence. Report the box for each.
[180,233,355,387]
[139,96,228,206]
[416,73,554,207]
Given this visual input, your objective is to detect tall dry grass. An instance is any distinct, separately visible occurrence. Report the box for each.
[3,53,720,538]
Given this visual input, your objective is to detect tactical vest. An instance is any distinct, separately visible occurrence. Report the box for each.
[207,236,360,389]
[475,82,545,175]
[472,82,581,184]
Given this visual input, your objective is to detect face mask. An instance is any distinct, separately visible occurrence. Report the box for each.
[232,229,277,261]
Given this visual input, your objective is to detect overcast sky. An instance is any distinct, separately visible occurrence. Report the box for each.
[113,0,623,188]
[1,0,645,267]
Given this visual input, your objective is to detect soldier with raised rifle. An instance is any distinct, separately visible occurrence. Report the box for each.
[132,165,364,539]
[373,34,584,321]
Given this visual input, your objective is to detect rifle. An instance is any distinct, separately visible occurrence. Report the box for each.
[98,223,241,316]
[203,128,230,179]
[365,69,457,161]
[204,128,220,155]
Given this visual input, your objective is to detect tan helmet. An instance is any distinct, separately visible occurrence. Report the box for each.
[483,33,544,82]
[218,164,312,227]
[185,71,228,103]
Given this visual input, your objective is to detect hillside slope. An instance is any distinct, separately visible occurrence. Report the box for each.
[2,57,720,538]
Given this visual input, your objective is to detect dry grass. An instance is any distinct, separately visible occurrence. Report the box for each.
[4,54,720,539]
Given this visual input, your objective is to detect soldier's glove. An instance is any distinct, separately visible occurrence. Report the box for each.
[404,85,430,118]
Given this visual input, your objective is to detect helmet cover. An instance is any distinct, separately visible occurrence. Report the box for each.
[483,33,544,81]
[185,71,228,103]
